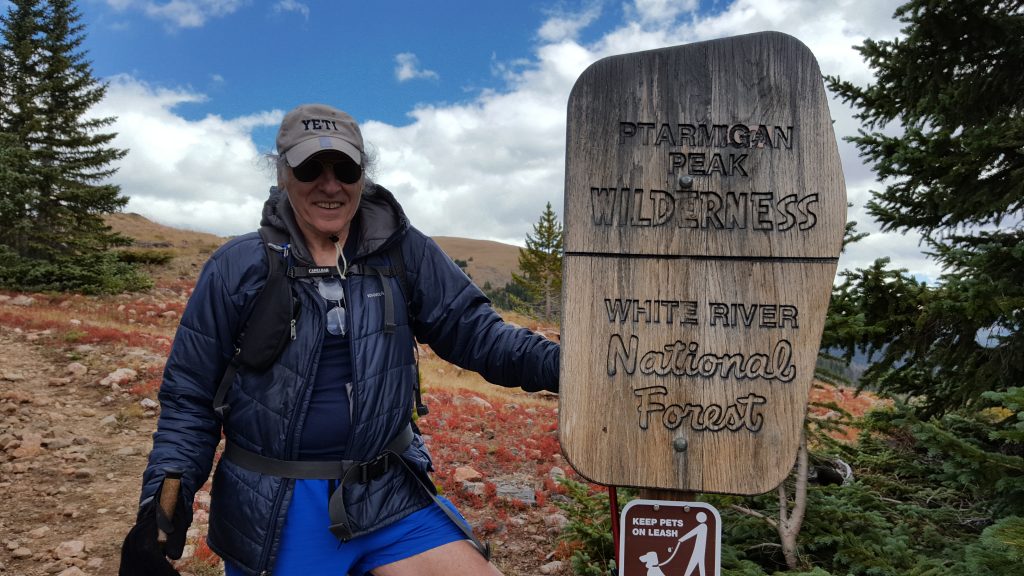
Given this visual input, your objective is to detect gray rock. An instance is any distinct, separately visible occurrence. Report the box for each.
[99,368,137,387]
[53,539,85,559]
[543,513,568,530]
[462,481,485,496]
[65,363,88,377]
[540,560,564,574]
[496,483,536,506]
[11,546,32,558]
[43,438,72,450]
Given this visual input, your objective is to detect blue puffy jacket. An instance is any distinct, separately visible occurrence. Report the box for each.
[139,184,560,575]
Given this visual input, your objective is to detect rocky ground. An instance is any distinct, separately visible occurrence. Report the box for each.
[0,293,573,576]
[0,328,153,576]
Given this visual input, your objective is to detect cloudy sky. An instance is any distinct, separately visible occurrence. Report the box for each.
[20,0,933,279]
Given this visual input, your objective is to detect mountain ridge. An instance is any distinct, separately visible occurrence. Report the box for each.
[105,213,522,290]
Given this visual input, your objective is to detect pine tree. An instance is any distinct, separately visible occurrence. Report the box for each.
[36,0,129,252]
[0,0,144,293]
[0,0,45,257]
[826,0,1024,416]
[822,0,1024,565]
[511,202,563,322]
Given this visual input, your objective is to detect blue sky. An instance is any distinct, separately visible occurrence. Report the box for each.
[12,0,933,278]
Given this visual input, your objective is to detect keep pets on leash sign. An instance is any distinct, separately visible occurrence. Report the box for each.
[620,500,721,576]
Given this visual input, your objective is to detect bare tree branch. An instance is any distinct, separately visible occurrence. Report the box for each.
[729,504,779,529]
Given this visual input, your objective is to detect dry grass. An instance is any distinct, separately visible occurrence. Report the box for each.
[417,307,559,407]
[105,212,225,248]
[434,236,521,290]
[105,212,228,285]
[419,354,555,408]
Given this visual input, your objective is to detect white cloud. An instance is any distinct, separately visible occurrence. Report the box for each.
[395,53,440,82]
[91,75,279,235]
[93,0,935,278]
[371,0,927,277]
[628,0,700,23]
[537,3,602,42]
[105,0,246,29]
[361,1,897,249]
[104,0,136,9]
[273,0,309,20]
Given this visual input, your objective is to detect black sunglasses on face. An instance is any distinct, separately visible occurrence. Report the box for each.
[290,158,362,184]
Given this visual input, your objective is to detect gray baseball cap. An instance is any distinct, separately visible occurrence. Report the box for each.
[276,103,363,167]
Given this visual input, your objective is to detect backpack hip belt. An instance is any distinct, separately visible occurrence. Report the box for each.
[222,423,414,481]
[223,423,491,558]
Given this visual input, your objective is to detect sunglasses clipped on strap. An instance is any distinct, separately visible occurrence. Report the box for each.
[317,277,347,336]
[290,158,362,184]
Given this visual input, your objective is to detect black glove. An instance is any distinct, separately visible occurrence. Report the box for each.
[118,478,189,576]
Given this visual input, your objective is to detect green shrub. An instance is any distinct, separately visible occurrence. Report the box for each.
[959,516,1024,575]
[0,247,152,294]
[555,477,628,576]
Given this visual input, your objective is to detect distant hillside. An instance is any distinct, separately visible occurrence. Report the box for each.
[106,213,224,250]
[433,236,521,290]
[104,213,521,290]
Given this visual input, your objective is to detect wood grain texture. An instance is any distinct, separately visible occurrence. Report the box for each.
[563,32,845,259]
[559,32,845,495]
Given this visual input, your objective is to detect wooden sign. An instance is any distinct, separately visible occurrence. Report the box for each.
[559,32,845,494]
[619,500,721,576]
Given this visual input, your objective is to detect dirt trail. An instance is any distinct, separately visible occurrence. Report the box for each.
[0,328,156,575]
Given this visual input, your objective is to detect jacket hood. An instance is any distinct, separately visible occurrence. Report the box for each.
[260,183,410,264]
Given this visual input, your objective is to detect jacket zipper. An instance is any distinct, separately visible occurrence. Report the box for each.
[342,276,358,459]
[255,284,326,574]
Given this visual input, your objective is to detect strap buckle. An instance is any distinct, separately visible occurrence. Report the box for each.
[329,521,353,541]
[358,452,390,484]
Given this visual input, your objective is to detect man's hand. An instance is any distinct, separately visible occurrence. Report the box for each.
[119,473,188,576]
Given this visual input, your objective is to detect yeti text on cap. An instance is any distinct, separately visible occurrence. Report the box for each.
[303,119,340,131]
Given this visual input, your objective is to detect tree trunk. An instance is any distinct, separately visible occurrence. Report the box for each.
[777,432,808,570]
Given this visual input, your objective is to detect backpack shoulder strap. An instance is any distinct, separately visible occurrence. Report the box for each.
[353,237,428,416]
[213,227,298,419]
[387,240,412,309]
[386,238,429,416]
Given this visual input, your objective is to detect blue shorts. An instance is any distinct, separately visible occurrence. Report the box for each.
[224,479,469,576]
